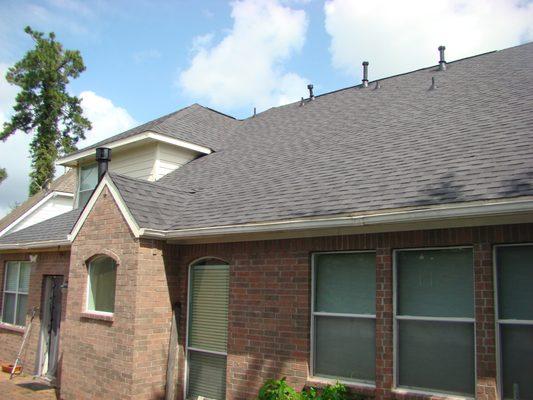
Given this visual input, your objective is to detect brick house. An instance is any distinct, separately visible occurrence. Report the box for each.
[0,43,532,400]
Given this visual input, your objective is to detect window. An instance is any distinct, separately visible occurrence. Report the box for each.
[2,261,31,326]
[311,252,376,384]
[495,244,533,400]
[186,258,229,400]
[78,163,98,207]
[86,256,116,314]
[394,248,475,396]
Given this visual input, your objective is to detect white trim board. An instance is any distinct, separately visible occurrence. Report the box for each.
[0,191,74,237]
[57,131,212,167]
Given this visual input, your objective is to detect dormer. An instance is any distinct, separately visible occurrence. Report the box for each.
[57,132,211,207]
[57,103,237,208]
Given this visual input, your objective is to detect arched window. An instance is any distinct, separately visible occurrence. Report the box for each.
[86,256,117,314]
[186,257,229,400]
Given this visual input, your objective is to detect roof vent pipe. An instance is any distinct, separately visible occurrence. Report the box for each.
[96,147,112,182]
[362,61,369,87]
[438,45,446,71]
[430,76,437,90]
[307,84,314,100]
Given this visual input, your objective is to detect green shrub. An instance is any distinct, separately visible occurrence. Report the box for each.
[257,378,360,400]
[257,378,300,400]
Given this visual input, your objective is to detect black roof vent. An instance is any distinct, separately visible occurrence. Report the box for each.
[362,61,369,87]
[438,45,446,71]
[307,84,314,100]
[96,147,111,182]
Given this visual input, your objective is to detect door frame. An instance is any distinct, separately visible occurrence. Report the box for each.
[36,275,63,380]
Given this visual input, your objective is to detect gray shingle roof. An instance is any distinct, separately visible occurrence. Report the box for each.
[0,208,82,246]
[123,42,533,230]
[66,103,238,155]
[4,42,533,244]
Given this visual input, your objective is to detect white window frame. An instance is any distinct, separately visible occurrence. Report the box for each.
[1,261,31,327]
[184,259,229,400]
[85,256,116,316]
[392,246,476,399]
[77,163,98,208]
[493,243,533,400]
[310,250,377,388]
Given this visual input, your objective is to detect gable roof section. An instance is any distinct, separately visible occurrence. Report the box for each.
[58,104,239,166]
[0,208,81,249]
[0,169,76,235]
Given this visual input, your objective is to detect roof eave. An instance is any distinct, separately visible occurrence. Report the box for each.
[138,197,533,241]
[0,239,71,251]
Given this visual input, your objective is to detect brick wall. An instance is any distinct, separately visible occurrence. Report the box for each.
[61,188,179,400]
[173,223,533,400]
[0,251,70,377]
[61,187,140,400]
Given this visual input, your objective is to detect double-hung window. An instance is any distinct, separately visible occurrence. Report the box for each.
[494,244,533,399]
[2,261,31,326]
[311,252,376,384]
[78,163,98,207]
[394,247,475,396]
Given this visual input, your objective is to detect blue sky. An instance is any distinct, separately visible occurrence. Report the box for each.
[0,0,532,216]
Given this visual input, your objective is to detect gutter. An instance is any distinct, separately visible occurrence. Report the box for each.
[0,239,71,251]
[138,197,533,240]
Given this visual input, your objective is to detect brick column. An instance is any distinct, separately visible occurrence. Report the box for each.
[375,247,393,400]
[474,243,498,400]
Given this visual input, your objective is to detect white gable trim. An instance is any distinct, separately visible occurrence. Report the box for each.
[68,175,141,241]
[57,131,212,166]
[0,191,74,237]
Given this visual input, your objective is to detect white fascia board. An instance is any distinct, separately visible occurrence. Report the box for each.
[68,174,142,241]
[139,197,533,240]
[0,240,71,250]
[0,191,74,237]
[57,131,212,166]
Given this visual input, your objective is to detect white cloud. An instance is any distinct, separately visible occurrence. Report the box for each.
[79,91,137,146]
[0,76,136,218]
[178,0,309,112]
[325,0,533,81]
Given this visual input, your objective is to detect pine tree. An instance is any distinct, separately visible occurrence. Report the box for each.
[0,167,6,184]
[1,26,91,195]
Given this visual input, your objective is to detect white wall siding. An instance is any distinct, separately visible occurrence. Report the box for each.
[154,143,198,180]
[10,194,73,233]
[109,144,158,181]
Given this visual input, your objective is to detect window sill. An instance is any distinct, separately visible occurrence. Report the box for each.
[80,311,114,322]
[307,376,376,392]
[392,387,473,400]
[0,323,25,334]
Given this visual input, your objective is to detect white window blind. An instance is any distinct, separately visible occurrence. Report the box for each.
[2,261,31,326]
[394,248,475,396]
[87,256,116,313]
[187,261,229,400]
[312,252,376,384]
[495,244,533,399]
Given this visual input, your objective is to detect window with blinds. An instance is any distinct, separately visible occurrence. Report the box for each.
[87,256,116,314]
[187,260,229,400]
[394,247,475,396]
[495,244,533,399]
[311,252,376,384]
[2,261,31,326]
